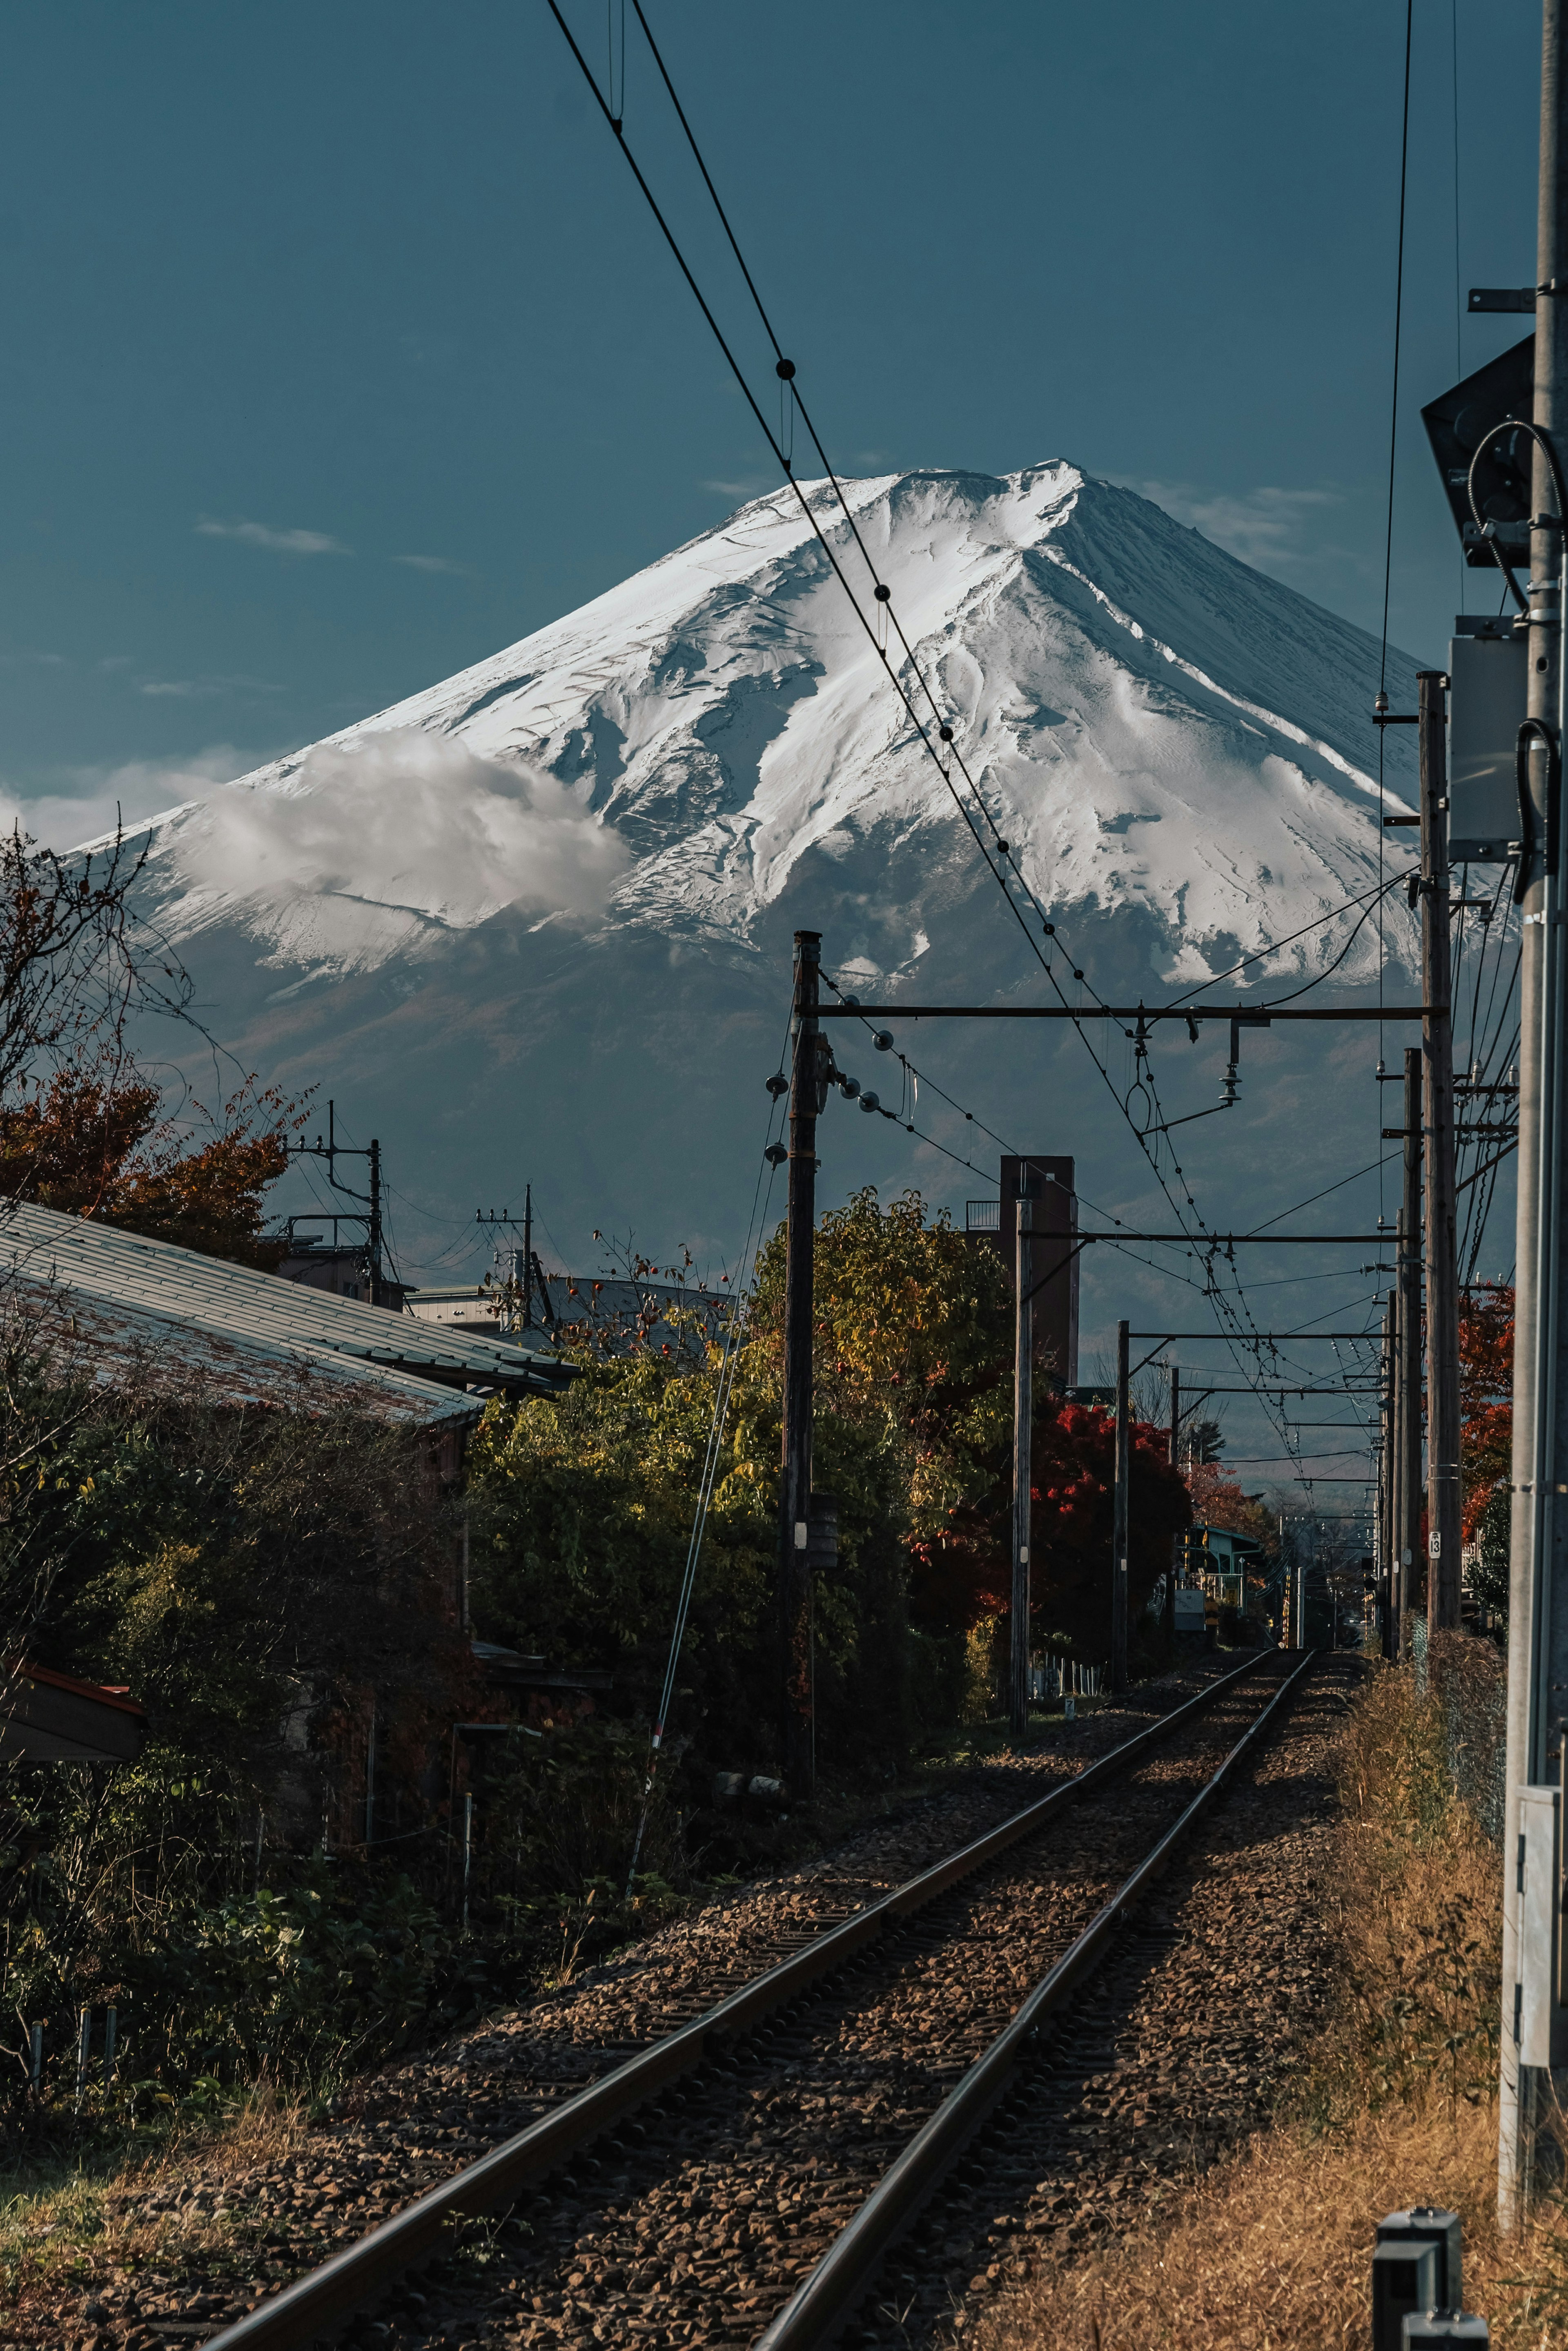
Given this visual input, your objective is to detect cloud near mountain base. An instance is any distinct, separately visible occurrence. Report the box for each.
[178,727,628,930]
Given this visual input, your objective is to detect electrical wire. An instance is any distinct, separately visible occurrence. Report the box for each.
[549,0,1378,1472]
[624,1063,787,1895]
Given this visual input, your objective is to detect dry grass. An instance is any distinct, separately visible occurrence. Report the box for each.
[975,1657,1568,2350]
[0,2087,307,2307]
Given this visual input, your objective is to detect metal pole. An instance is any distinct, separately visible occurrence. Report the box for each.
[1399,1052,1425,1624]
[1169,1364,1180,1469]
[1421,669,1463,1627]
[1010,1198,1033,1742]
[461,1790,474,1934]
[1111,1319,1130,1693]
[522,1182,534,1332]
[1502,0,1568,2228]
[781,930,821,1799]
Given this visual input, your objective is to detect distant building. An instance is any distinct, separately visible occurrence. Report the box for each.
[274,1228,408,1310]
[404,1271,726,1355]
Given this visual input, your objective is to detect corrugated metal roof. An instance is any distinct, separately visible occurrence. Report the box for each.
[0,1200,573,1428]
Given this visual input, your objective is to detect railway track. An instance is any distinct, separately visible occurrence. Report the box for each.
[185,1646,1317,2351]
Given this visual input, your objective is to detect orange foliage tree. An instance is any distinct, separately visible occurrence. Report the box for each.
[1460,1284,1514,1543]
[1186,1461,1278,1556]
[0,1064,301,1267]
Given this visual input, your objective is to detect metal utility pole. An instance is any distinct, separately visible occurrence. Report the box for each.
[1111,1318,1130,1693]
[521,1183,535,1332]
[1399,1052,1425,1626]
[1169,1364,1180,1470]
[1009,1198,1033,1742]
[1420,669,1463,1626]
[1502,0,1568,2226]
[780,930,821,1800]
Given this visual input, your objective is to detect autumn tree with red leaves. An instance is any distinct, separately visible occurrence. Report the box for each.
[0,825,301,1267]
[1460,1284,1514,1543]
[0,1063,300,1267]
[1025,1401,1192,1655]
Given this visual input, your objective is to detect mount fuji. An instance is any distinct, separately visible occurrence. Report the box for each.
[109,462,1421,1304]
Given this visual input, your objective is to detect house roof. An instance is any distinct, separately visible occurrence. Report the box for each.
[1,1660,146,1764]
[0,1199,574,1428]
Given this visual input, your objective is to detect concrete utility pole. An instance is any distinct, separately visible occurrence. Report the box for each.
[1169,1364,1180,1470]
[1421,669,1463,1626]
[1009,1198,1033,1742]
[780,929,821,1800]
[1111,1318,1130,1693]
[1501,0,1568,2225]
[368,1139,383,1307]
[1380,1293,1397,1658]
[1399,1052,1425,1624]
[1390,1230,1406,1642]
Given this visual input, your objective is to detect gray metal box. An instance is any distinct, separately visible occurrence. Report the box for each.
[1402,2317,1489,2345]
[1374,2244,1441,2350]
[1378,2208,1463,2309]
[1448,631,1528,861]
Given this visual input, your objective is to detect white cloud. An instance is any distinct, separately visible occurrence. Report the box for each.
[0,746,263,854]
[1127,480,1342,570]
[394,553,468,575]
[196,518,349,555]
[138,675,284,699]
[178,727,629,927]
[701,476,775,499]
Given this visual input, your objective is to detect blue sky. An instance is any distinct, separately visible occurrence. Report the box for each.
[0,0,1543,846]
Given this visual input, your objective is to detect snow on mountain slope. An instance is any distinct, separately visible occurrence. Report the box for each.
[109,463,1422,1296]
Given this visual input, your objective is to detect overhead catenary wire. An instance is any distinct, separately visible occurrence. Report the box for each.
[548,0,1376,1471]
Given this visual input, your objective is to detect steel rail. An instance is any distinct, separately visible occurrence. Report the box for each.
[199,1651,1281,2351]
[753,1647,1316,2350]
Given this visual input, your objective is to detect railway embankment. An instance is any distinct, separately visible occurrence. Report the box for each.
[12,1648,1528,2351]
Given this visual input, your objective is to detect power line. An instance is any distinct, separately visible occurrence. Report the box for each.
[548,1,1372,1452]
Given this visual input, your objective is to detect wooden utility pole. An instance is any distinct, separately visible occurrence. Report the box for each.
[1420,669,1463,1626]
[1501,0,1568,2223]
[1399,1052,1425,1622]
[1111,1318,1130,1693]
[1009,1198,1033,1742]
[780,929,821,1799]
